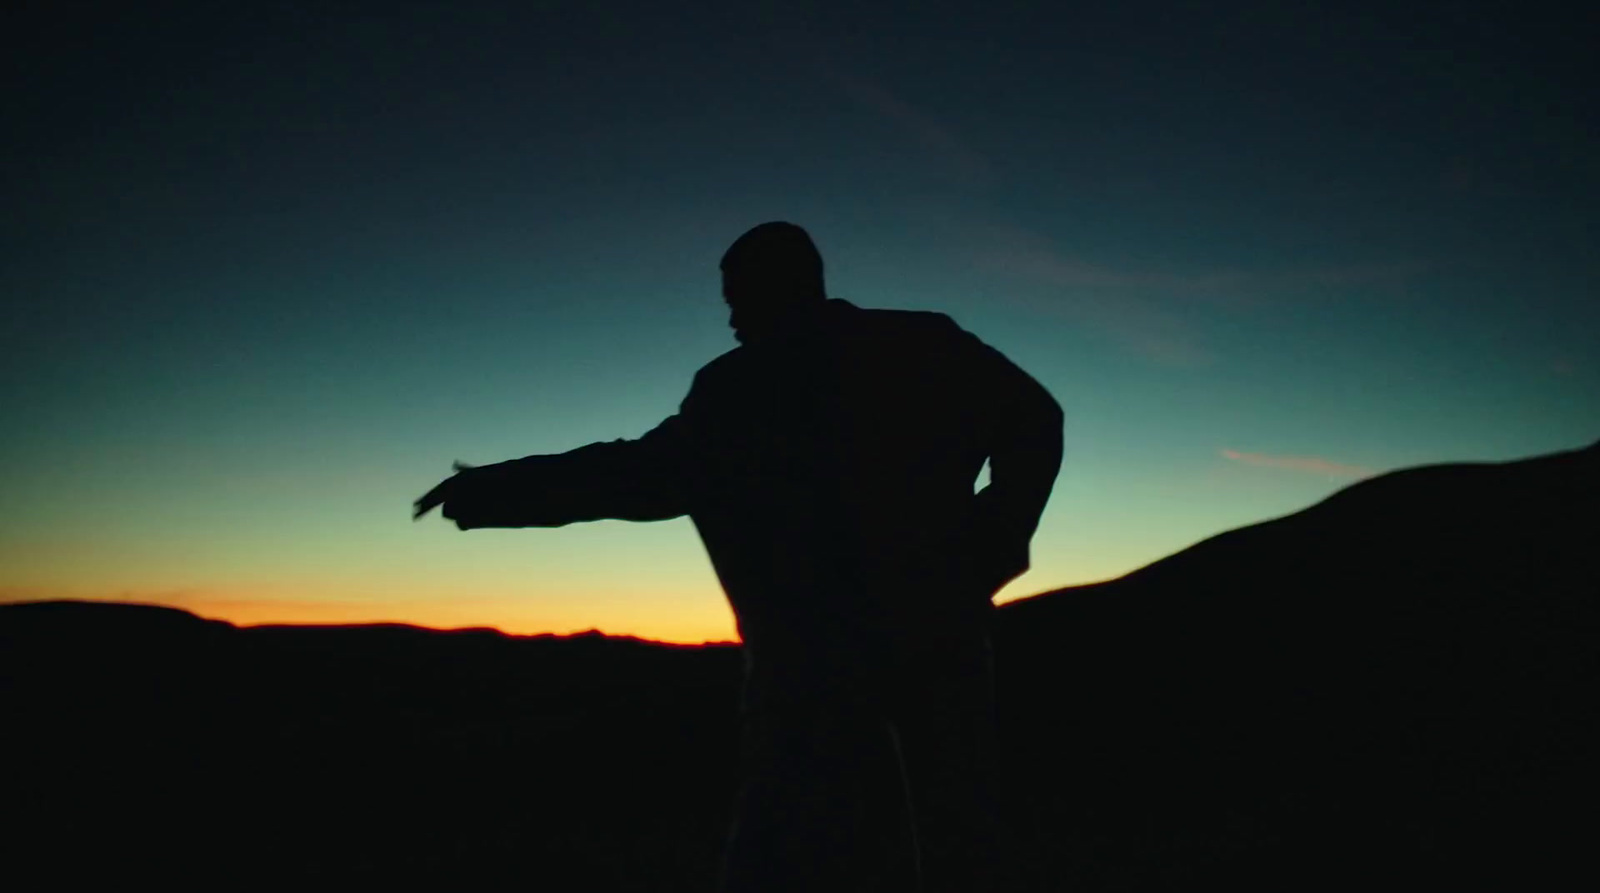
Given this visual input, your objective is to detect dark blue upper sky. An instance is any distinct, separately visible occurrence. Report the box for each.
[3,0,1595,636]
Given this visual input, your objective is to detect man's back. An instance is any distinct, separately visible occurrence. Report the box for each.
[415,225,1063,891]
[676,299,1061,674]
[435,297,1061,668]
[672,299,1059,892]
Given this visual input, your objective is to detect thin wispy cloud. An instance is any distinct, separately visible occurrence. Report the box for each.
[1221,449,1376,479]
[973,222,1431,364]
[757,9,993,188]
[983,237,1427,299]
[770,21,1430,370]
[980,240,1246,292]
[972,228,1216,365]
[832,73,993,185]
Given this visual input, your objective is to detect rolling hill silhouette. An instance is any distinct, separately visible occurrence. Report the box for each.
[4,440,1595,890]
[994,438,1598,889]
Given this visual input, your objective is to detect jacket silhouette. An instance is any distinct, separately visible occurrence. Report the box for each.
[437,296,1061,672]
[418,222,1062,891]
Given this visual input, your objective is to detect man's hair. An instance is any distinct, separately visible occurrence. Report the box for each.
[720,222,825,299]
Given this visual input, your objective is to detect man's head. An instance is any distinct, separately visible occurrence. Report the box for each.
[720,222,825,344]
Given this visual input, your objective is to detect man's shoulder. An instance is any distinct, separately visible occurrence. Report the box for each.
[687,346,750,397]
[696,345,746,377]
[687,302,974,393]
[831,299,966,337]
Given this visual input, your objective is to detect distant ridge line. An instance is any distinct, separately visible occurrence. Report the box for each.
[0,599,738,648]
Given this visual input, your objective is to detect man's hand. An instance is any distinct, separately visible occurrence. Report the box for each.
[413,461,479,527]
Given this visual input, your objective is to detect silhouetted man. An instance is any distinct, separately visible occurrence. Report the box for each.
[414,222,1063,892]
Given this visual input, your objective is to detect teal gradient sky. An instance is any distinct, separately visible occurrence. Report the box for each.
[3,1,1595,639]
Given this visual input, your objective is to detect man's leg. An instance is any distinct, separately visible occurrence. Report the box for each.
[719,697,919,892]
[890,638,1002,893]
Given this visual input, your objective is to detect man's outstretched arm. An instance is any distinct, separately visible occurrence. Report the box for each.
[413,412,695,529]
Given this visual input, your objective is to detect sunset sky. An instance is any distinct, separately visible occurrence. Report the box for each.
[4,1,1595,642]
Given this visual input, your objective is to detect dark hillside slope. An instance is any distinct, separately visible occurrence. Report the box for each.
[2,605,744,888]
[995,440,1599,889]
[3,440,1595,889]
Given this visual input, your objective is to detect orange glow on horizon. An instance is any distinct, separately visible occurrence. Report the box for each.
[198,598,739,644]
[1,576,1062,647]
[0,587,740,645]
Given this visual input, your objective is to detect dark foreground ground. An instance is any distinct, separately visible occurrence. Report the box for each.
[4,441,1596,890]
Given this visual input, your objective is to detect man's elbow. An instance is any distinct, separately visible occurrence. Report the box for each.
[1043,395,1064,428]
[1034,390,1064,442]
